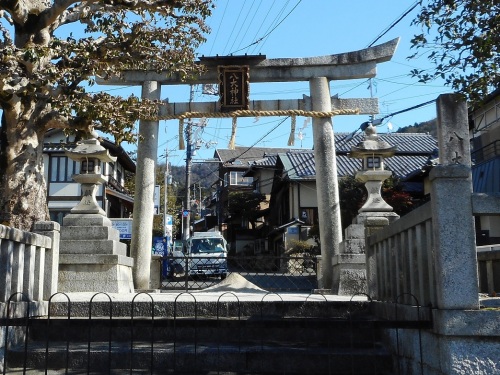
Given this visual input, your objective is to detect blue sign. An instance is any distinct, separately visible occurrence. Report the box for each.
[182,210,190,218]
[166,215,173,225]
[152,236,167,256]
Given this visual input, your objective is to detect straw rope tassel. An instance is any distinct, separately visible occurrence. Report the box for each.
[178,119,185,150]
[287,115,296,146]
[228,117,237,150]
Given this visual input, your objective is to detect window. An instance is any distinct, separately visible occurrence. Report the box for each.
[50,210,70,225]
[81,160,96,173]
[49,156,79,182]
[228,171,253,186]
[366,156,381,169]
[300,208,317,226]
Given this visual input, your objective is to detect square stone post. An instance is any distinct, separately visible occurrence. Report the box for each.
[430,94,479,310]
[430,165,479,309]
[33,221,60,300]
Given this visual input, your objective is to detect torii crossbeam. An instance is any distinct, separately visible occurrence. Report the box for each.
[96,38,399,292]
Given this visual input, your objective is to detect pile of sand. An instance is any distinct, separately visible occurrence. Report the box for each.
[195,273,268,294]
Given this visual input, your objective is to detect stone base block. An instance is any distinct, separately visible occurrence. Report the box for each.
[355,212,399,225]
[339,239,365,254]
[63,214,112,227]
[59,239,127,256]
[332,254,367,296]
[150,255,162,290]
[61,226,120,241]
[58,254,134,293]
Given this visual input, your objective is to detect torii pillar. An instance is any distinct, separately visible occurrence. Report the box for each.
[310,77,342,290]
[130,81,160,290]
[96,38,399,293]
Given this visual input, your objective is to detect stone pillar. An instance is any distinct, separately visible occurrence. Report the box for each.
[430,93,478,310]
[33,221,60,300]
[436,94,471,166]
[130,81,161,290]
[309,77,342,290]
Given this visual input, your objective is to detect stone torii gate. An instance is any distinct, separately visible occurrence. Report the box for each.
[97,38,399,291]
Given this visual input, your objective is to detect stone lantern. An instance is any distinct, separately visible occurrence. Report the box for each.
[332,123,399,296]
[58,133,134,293]
[65,137,116,216]
[349,124,396,213]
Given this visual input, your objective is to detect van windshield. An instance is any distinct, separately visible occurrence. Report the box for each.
[190,238,225,254]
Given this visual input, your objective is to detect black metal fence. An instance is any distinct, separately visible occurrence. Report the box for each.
[1,292,431,375]
[159,255,319,292]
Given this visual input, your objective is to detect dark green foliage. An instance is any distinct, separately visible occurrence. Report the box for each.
[396,119,437,137]
[338,175,414,229]
[228,191,267,229]
[410,0,500,105]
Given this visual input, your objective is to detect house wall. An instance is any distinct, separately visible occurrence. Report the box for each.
[287,181,318,220]
[480,216,500,241]
[471,96,500,151]
[258,169,274,195]
[299,181,317,207]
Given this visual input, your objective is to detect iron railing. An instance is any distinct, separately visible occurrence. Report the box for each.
[158,255,319,292]
[1,291,431,375]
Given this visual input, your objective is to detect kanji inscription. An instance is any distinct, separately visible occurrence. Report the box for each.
[218,65,249,112]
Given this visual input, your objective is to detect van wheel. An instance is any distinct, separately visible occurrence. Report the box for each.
[221,273,227,280]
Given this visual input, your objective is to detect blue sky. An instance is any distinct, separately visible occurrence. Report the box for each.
[3,1,451,168]
[136,0,450,167]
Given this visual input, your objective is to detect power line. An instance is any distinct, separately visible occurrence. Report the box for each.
[231,0,302,55]
[367,1,421,48]
[225,117,289,163]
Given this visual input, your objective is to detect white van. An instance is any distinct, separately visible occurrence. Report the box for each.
[185,231,228,279]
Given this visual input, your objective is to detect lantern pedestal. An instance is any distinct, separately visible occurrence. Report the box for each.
[58,137,135,293]
[333,124,398,295]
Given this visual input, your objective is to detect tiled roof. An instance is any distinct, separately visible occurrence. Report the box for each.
[335,132,437,154]
[215,147,309,168]
[220,133,436,179]
[252,155,278,167]
[278,151,432,180]
[215,133,437,166]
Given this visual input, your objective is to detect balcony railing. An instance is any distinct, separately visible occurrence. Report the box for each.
[471,140,500,164]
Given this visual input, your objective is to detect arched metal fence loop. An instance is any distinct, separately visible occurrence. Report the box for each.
[347,292,374,375]
[130,292,155,375]
[304,292,328,303]
[46,292,71,375]
[394,292,424,375]
[216,292,241,373]
[259,292,284,313]
[88,293,113,375]
[3,293,31,375]
[173,292,198,373]
[216,292,241,319]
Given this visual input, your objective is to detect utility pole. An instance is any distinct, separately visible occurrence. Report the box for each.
[183,121,192,240]
[163,147,172,238]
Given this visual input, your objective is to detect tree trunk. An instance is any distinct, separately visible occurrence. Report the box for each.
[0,110,49,231]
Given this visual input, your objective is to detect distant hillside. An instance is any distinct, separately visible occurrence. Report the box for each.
[170,163,219,190]
[396,119,437,137]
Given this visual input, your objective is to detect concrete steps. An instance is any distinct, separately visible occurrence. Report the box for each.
[4,300,395,374]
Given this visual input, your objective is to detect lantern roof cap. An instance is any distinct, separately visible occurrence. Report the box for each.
[349,125,396,158]
[65,138,117,163]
